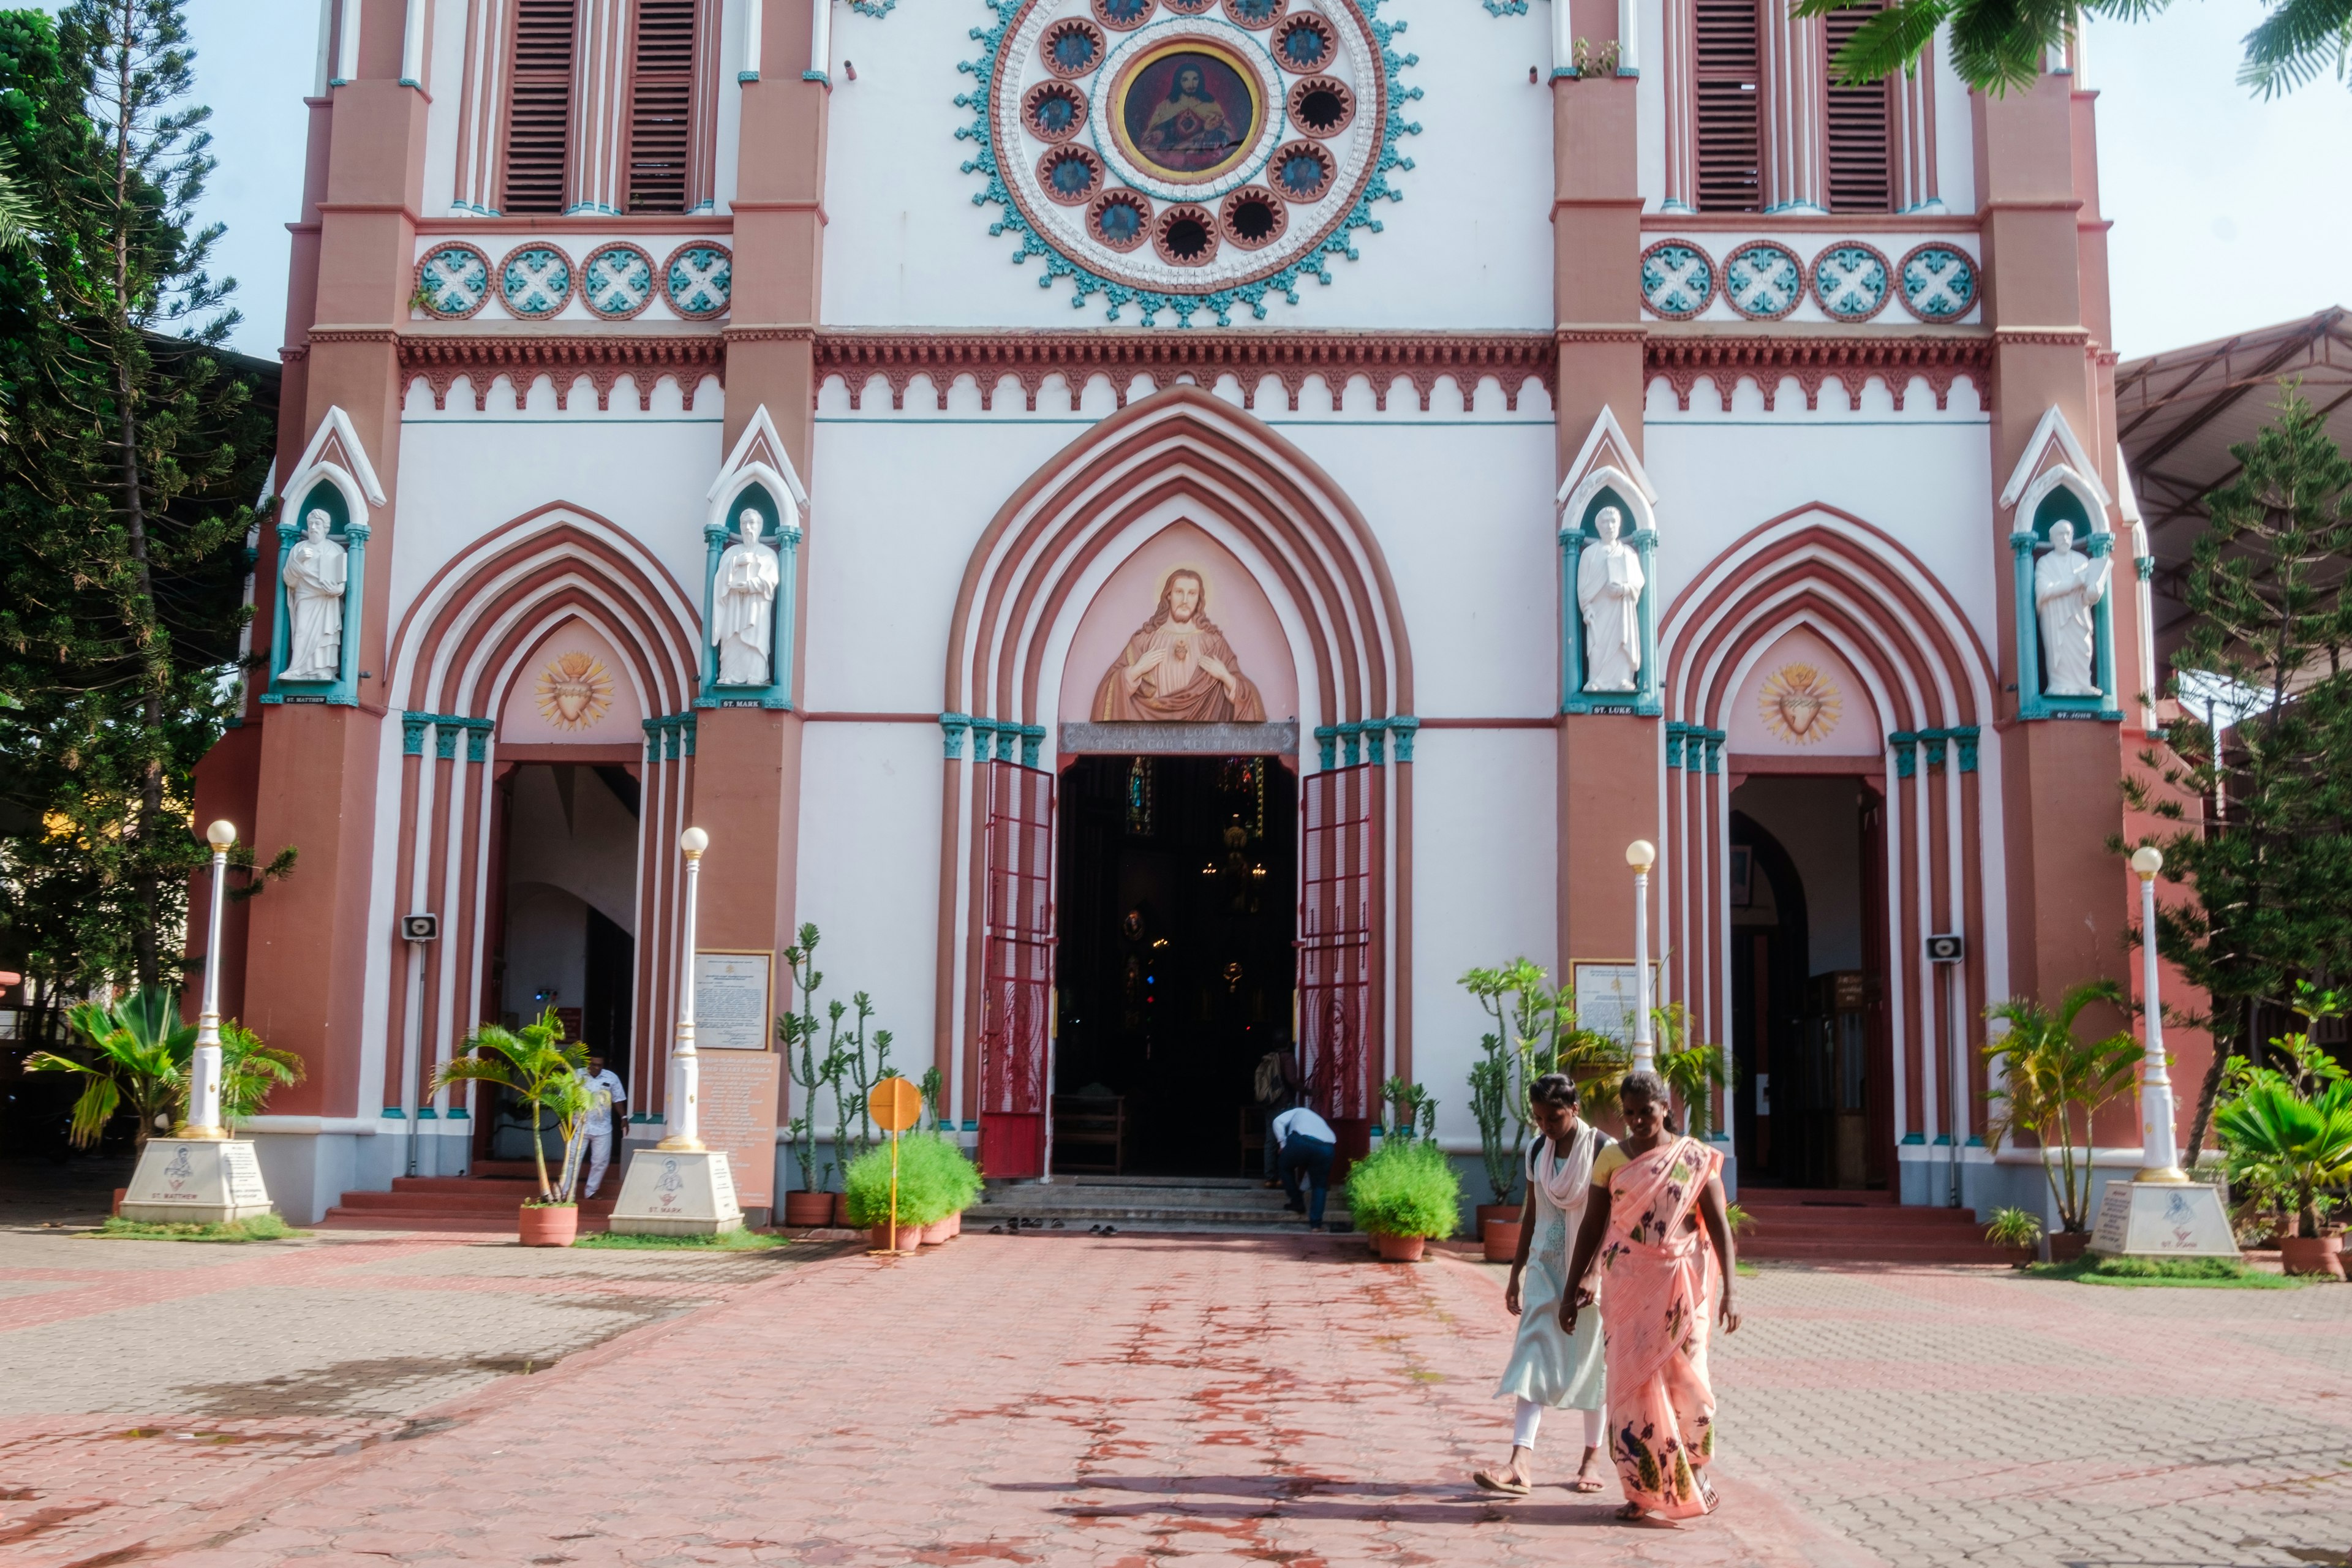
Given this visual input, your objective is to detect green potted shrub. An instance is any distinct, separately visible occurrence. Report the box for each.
[844,1131,981,1252]
[1344,1136,1461,1262]
[2215,1030,2351,1279]
[1654,1002,1733,1140]
[1982,982,2142,1261]
[432,1008,590,1246]
[1985,1206,2043,1268]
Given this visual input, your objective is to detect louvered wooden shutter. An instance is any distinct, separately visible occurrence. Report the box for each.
[626,0,699,213]
[1694,0,1761,214]
[1823,6,1893,211]
[501,0,576,215]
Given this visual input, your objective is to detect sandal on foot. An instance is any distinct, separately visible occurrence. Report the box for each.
[1472,1468,1533,1496]
[1571,1473,1606,1494]
[1615,1502,1646,1521]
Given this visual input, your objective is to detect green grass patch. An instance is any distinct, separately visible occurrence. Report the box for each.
[1735,1261,1758,1278]
[2023,1254,2306,1289]
[88,1214,301,1243]
[570,1227,793,1251]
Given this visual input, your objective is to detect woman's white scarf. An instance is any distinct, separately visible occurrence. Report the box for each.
[1529,1121,1601,1212]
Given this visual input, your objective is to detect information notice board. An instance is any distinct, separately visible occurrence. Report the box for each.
[695,951,772,1052]
[696,1049,781,1210]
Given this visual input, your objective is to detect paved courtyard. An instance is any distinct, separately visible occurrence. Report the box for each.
[0,1213,2345,1568]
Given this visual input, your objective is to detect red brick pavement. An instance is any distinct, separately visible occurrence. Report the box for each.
[7,1231,2347,1567]
[39,1234,1879,1568]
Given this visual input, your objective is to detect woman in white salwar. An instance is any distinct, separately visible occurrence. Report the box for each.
[1473,1072,1615,1496]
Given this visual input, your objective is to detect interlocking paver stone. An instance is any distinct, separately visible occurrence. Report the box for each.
[3,1221,2346,1566]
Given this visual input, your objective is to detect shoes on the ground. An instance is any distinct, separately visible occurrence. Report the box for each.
[1283,1200,1305,1214]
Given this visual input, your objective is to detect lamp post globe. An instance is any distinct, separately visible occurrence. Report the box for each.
[680,826,710,857]
[206,820,238,848]
[1627,839,1656,872]
[2131,845,2162,880]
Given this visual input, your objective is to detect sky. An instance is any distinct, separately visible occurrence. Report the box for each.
[36,0,2352,361]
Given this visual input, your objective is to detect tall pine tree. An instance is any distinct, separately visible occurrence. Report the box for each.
[2125,387,2352,1161]
[0,1,271,1000]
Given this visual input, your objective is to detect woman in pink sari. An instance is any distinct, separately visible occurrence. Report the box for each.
[1561,1069,1740,1521]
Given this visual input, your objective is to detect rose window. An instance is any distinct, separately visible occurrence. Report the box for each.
[414,243,491,319]
[1899,244,1978,320]
[663,244,733,318]
[970,0,1416,323]
[499,245,573,318]
[581,244,657,319]
[1811,243,1891,322]
[1723,240,1804,320]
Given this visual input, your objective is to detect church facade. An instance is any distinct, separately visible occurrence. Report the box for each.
[199,0,2196,1221]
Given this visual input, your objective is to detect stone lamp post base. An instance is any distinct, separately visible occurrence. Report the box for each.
[2087,1180,2237,1260]
[118,1138,276,1226]
[606,1148,745,1237]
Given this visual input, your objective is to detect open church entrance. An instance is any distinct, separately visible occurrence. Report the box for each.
[1728,774,1892,1189]
[1054,755,1298,1176]
[478,761,639,1164]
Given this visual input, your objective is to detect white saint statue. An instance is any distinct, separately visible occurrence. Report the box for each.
[2034,519,2110,698]
[710,508,782,687]
[1575,505,1645,694]
[281,508,349,681]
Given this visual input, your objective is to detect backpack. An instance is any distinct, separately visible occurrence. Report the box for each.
[1253,1050,1286,1104]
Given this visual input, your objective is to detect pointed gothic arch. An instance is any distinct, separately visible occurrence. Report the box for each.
[932,386,1417,1162]
[1660,504,2002,1182]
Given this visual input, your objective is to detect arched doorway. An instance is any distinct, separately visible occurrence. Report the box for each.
[936,386,1413,1179]
[1660,508,1998,1200]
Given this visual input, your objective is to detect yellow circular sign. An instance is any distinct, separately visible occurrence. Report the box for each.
[868,1076,924,1134]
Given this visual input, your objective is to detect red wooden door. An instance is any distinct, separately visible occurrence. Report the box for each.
[978,761,1056,1177]
[1297,764,1374,1161]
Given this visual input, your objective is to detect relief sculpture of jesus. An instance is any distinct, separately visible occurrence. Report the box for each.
[1094,567,1266,723]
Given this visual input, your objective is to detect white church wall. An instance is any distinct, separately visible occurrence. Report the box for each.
[390,400,728,647]
[818,0,1555,330]
[420,0,470,216]
[1642,412,2000,657]
[793,719,946,1082]
[1405,726,1556,1150]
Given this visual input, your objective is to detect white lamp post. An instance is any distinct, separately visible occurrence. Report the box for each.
[661,826,709,1153]
[2130,846,2184,1183]
[118,820,273,1224]
[1628,839,1656,1075]
[2088,844,2234,1258]
[183,820,237,1139]
[609,824,742,1235]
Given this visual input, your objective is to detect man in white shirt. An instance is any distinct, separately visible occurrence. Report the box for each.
[1271,1103,1339,1229]
[576,1052,628,1199]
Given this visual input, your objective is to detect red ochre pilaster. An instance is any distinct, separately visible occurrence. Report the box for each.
[239,4,427,1118]
[1975,76,2130,1023]
[1551,3,1659,981]
[691,0,827,1092]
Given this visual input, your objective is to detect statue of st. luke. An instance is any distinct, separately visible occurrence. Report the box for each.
[1576,506,1645,694]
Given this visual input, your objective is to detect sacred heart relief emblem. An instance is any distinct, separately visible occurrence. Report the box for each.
[535,650,613,732]
[1758,663,1842,745]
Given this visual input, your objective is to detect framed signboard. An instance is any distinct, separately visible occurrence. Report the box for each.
[1569,960,1662,1047]
[696,1049,782,1209]
[694,950,773,1052]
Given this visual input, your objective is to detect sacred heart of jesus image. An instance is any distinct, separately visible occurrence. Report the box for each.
[1758,662,1842,745]
[535,649,614,732]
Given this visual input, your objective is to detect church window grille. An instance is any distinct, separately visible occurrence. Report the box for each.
[1822,4,1893,213]
[500,0,578,215]
[1694,0,1762,214]
[627,0,700,213]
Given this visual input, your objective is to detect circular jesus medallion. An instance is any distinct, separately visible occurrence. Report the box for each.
[1112,44,1261,184]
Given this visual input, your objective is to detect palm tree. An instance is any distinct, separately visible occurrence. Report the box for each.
[431,1008,590,1203]
[2217,1073,2352,1240]
[219,1022,303,1125]
[25,988,195,1147]
[1982,981,2143,1234]
[1651,1001,1733,1139]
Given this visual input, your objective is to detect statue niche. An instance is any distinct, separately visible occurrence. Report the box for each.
[2034,518,2110,698]
[1093,567,1266,723]
[1575,505,1645,695]
[710,508,782,687]
[281,508,349,681]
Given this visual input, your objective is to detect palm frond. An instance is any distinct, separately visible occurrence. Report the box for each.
[1814,0,1956,83]
[2236,0,2352,97]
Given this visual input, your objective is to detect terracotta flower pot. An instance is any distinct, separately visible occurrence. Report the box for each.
[919,1217,954,1246]
[518,1203,579,1248]
[1482,1219,1522,1264]
[869,1221,922,1253]
[782,1190,833,1228]
[948,1210,963,1238]
[1373,1232,1427,1263]
[2046,1230,2090,1264]
[2279,1233,2346,1279]
[1473,1203,1518,1238]
[111,1187,126,1218]
[832,1192,853,1227]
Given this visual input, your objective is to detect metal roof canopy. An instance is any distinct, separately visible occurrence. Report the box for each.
[2114,306,2352,673]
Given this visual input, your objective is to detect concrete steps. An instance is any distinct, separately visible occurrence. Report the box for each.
[970,1175,1352,1234]
[1736,1188,2012,1264]
[319,1176,616,1234]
